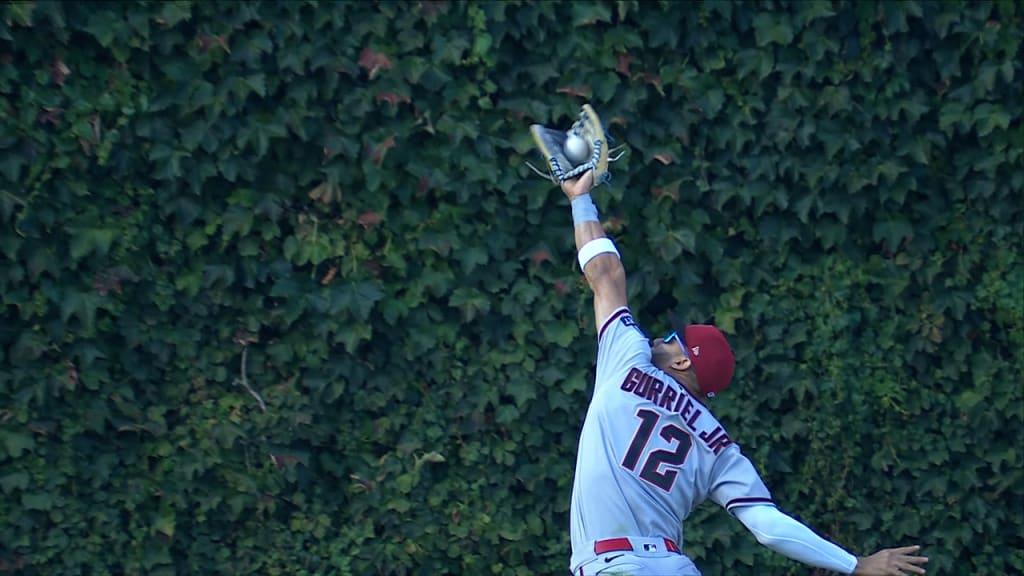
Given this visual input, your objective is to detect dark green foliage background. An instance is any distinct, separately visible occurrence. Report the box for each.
[1,1,1021,574]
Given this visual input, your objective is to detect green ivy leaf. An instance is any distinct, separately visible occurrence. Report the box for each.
[59,290,102,331]
[349,281,385,321]
[0,471,29,494]
[872,218,914,249]
[1,431,35,458]
[794,0,836,27]
[0,150,26,182]
[244,73,267,98]
[735,49,775,81]
[448,287,489,322]
[153,511,176,538]
[157,0,194,27]
[570,2,612,26]
[4,1,35,26]
[457,246,488,273]
[540,319,577,348]
[973,103,1011,137]
[69,229,117,260]
[82,11,119,47]
[222,208,254,241]
[21,492,53,511]
[752,13,794,46]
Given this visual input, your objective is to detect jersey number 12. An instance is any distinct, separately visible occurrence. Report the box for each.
[621,408,693,492]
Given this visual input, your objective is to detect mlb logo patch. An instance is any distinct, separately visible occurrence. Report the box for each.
[642,543,658,552]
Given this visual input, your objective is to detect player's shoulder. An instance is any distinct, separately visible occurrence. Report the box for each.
[598,306,646,341]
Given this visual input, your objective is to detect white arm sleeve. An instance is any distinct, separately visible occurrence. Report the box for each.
[733,505,859,575]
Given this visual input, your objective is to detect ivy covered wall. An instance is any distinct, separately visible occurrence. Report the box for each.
[1,1,1021,574]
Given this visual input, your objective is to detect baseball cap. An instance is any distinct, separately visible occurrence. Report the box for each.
[669,313,735,398]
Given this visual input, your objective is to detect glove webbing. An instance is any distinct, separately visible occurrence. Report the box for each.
[550,138,603,182]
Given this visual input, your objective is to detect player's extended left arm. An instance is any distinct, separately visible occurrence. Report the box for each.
[562,172,627,330]
[733,504,859,574]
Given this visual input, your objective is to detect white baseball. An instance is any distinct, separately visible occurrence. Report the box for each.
[564,133,590,165]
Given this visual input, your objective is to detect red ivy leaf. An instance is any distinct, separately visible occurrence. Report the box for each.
[376,92,410,106]
[51,58,70,87]
[38,106,63,126]
[652,179,683,202]
[92,270,124,296]
[370,136,396,165]
[358,48,393,80]
[320,266,338,285]
[616,53,632,76]
[653,186,678,201]
[309,181,341,204]
[420,0,448,18]
[531,250,552,265]
[413,108,436,134]
[65,360,78,387]
[0,558,25,572]
[271,454,299,467]
[197,32,231,53]
[358,211,384,229]
[603,217,625,234]
[417,176,430,196]
[556,85,592,98]
[553,280,570,295]
[642,72,664,95]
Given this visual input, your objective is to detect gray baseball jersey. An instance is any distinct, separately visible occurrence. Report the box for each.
[569,307,773,571]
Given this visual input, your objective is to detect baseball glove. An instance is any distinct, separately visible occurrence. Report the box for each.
[528,104,624,187]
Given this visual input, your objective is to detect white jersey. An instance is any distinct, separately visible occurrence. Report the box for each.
[569,307,773,572]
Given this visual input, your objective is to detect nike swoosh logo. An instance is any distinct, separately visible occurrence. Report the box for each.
[604,554,625,563]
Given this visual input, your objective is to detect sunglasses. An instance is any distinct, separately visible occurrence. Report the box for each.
[664,332,691,359]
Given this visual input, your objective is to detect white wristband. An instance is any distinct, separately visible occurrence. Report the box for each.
[577,237,620,270]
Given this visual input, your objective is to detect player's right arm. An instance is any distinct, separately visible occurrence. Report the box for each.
[732,505,929,575]
[707,446,928,575]
[561,171,627,330]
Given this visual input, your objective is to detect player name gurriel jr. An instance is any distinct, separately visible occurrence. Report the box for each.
[619,367,734,455]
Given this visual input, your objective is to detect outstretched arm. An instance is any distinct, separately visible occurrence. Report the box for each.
[733,505,928,575]
[561,171,627,330]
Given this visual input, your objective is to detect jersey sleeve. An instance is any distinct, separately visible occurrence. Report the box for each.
[595,307,652,390]
[708,443,774,512]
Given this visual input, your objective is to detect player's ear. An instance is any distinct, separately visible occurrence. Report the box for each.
[671,356,692,372]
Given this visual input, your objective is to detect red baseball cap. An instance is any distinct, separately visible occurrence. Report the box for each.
[670,314,735,397]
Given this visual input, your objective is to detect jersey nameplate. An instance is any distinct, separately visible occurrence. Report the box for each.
[620,366,734,455]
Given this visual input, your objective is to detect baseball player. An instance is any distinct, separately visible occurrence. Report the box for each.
[561,170,929,576]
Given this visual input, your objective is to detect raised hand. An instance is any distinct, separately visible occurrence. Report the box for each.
[854,545,929,575]
[560,169,595,201]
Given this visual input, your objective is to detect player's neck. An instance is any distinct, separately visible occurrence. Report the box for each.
[669,372,702,398]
